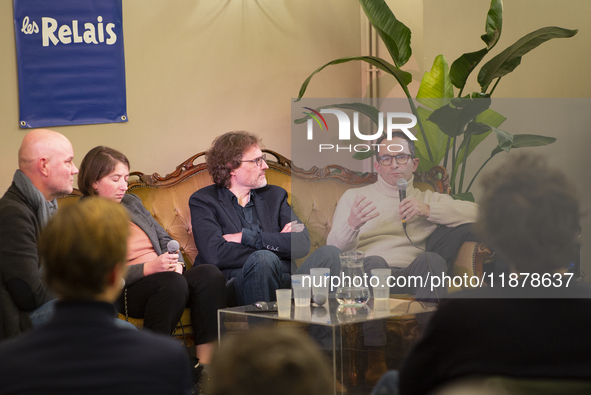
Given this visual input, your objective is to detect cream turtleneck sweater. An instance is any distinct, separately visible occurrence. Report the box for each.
[326,174,478,268]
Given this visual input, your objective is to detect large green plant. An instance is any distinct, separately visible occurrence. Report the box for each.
[295,0,576,201]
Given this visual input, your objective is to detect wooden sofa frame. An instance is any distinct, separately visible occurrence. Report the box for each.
[58,149,495,347]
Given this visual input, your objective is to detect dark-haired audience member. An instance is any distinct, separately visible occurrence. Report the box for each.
[0,198,192,394]
[0,129,78,339]
[78,146,226,366]
[374,153,591,395]
[189,131,340,306]
[210,328,333,395]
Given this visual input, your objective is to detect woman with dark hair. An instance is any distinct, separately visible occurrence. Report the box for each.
[78,146,226,365]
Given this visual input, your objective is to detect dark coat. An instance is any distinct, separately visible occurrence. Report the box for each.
[0,184,54,340]
[0,300,192,394]
[189,184,310,280]
[399,281,591,395]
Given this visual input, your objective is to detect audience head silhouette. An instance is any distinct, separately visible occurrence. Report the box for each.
[40,197,130,301]
[210,328,333,395]
[477,153,579,273]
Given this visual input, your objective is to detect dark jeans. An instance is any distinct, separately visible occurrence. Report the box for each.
[363,252,447,347]
[363,253,447,302]
[231,245,342,306]
[118,271,189,335]
[183,264,227,344]
[119,266,225,343]
[427,223,511,278]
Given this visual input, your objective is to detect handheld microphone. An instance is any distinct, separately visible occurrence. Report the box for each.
[397,178,407,200]
[167,240,180,254]
[397,178,408,228]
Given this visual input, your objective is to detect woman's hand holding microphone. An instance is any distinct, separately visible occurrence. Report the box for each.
[144,252,183,275]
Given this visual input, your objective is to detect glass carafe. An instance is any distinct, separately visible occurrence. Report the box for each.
[336,251,370,307]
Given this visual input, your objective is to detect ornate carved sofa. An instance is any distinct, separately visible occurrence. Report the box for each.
[58,149,494,342]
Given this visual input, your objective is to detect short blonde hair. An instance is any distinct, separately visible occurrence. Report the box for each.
[40,197,130,300]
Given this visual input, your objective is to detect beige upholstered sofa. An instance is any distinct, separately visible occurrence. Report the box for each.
[58,149,494,342]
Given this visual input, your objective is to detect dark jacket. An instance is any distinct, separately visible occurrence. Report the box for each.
[189,184,310,279]
[0,300,192,394]
[399,281,591,395]
[0,184,54,340]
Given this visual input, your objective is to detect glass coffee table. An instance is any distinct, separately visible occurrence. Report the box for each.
[218,297,437,395]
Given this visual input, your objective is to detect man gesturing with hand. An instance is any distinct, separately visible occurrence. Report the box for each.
[329,132,477,296]
[327,132,478,387]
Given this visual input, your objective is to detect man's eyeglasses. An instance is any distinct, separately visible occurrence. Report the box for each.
[377,154,412,166]
[241,154,267,167]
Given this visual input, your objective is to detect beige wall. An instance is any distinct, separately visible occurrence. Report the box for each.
[0,0,362,191]
[376,0,591,96]
[423,0,591,97]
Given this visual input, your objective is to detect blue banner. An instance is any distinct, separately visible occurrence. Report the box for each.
[14,0,127,128]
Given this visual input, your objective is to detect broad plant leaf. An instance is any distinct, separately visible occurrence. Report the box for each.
[417,55,454,110]
[474,107,506,127]
[464,121,494,138]
[353,150,376,160]
[416,157,438,174]
[359,0,412,67]
[416,105,505,174]
[481,0,503,49]
[450,49,489,91]
[428,97,491,138]
[296,56,412,101]
[464,134,557,194]
[448,106,505,175]
[490,134,556,156]
[449,0,502,91]
[450,107,506,174]
[414,106,450,172]
[452,123,512,182]
[294,102,380,127]
[478,26,578,92]
[492,126,514,152]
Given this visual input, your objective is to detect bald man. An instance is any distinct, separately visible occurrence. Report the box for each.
[0,129,78,339]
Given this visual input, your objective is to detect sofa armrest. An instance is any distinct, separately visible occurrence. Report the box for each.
[449,241,496,293]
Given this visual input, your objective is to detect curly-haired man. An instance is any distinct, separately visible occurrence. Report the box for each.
[189,131,340,305]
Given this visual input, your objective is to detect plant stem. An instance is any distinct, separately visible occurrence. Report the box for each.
[458,135,471,193]
[466,155,493,193]
[489,77,502,96]
[402,85,434,163]
[443,137,451,169]
[451,137,457,194]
